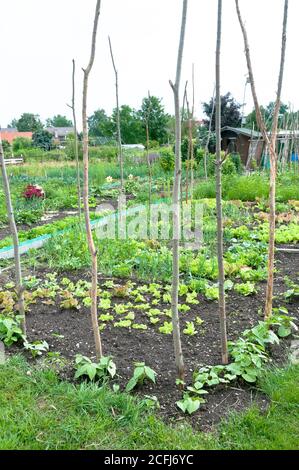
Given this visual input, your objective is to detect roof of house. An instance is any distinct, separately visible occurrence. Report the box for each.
[46,126,74,137]
[221,126,262,139]
[0,129,33,144]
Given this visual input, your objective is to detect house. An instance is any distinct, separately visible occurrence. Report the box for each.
[0,128,33,144]
[221,126,264,166]
[46,126,74,144]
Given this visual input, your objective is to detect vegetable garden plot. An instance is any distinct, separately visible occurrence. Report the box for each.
[0,246,298,428]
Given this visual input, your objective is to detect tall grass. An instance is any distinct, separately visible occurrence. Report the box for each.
[194,172,299,202]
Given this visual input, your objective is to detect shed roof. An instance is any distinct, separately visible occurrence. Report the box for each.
[221,126,262,139]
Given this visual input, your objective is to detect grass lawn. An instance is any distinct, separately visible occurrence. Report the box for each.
[0,356,298,450]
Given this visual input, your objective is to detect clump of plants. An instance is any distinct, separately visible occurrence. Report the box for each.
[126,362,157,391]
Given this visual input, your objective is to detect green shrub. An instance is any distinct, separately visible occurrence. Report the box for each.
[223,174,268,201]
[222,155,237,175]
[15,148,47,161]
[89,146,118,161]
[65,139,83,160]
[193,180,216,199]
[45,150,67,161]
[159,147,175,172]
[230,153,243,173]
[12,137,32,152]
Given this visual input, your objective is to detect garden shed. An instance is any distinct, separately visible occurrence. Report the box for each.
[221,126,264,166]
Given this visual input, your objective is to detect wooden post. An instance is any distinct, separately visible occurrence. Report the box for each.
[67,59,81,219]
[169,0,188,381]
[215,0,228,364]
[236,0,289,320]
[108,36,124,193]
[82,0,103,360]
[0,133,26,335]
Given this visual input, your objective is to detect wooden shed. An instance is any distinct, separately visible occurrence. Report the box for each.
[221,126,264,166]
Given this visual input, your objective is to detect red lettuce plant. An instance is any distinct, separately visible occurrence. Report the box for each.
[23,184,45,199]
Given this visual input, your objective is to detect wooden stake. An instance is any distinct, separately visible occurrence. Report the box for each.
[108,36,124,193]
[169,0,188,381]
[67,59,81,219]
[215,0,228,364]
[82,0,102,360]
[236,0,289,320]
[0,134,26,335]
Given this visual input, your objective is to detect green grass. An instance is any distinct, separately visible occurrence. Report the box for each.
[194,172,299,202]
[0,356,298,450]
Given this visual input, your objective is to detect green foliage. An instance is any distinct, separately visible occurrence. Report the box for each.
[192,366,234,390]
[284,278,299,301]
[183,321,197,336]
[23,340,49,357]
[158,321,173,335]
[234,282,257,296]
[14,113,43,132]
[0,356,298,449]
[32,130,53,150]
[203,92,242,131]
[126,362,157,392]
[139,95,169,144]
[46,115,72,127]
[176,393,203,415]
[74,354,116,382]
[88,108,114,139]
[271,308,298,338]
[0,315,24,346]
[1,139,11,157]
[159,147,175,172]
[112,105,144,144]
[88,145,118,161]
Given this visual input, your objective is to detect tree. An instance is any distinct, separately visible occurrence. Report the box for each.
[139,95,169,144]
[245,102,289,130]
[82,0,103,360]
[15,113,43,132]
[169,0,188,382]
[32,130,53,150]
[215,0,228,365]
[88,108,113,139]
[112,105,144,144]
[8,119,18,129]
[46,115,73,127]
[236,0,289,320]
[203,92,242,131]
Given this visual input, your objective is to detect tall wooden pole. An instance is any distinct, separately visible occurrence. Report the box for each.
[169,0,188,381]
[82,0,102,360]
[215,0,228,364]
[236,0,288,319]
[67,59,81,219]
[108,36,124,193]
[0,133,26,335]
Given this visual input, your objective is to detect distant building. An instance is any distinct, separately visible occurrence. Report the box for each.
[46,126,74,143]
[221,126,299,168]
[0,128,32,144]
[221,126,264,166]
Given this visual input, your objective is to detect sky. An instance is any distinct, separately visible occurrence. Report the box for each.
[0,0,298,129]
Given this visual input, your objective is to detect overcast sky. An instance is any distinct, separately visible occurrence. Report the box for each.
[0,0,297,129]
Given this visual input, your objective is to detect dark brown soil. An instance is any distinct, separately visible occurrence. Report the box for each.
[0,210,78,241]
[1,250,298,431]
